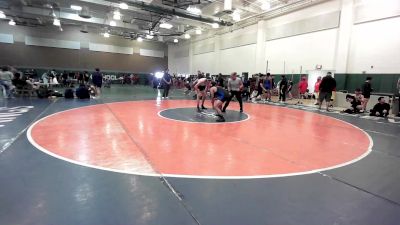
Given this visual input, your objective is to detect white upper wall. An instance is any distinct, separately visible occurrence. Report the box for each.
[168,0,400,75]
[348,16,400,73]
[265,29,338,74]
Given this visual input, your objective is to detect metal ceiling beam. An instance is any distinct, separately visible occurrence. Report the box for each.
[92,0,232,26]
[20,6,140,30]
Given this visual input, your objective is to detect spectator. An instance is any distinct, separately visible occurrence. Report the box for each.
[342,94,362,114]
[83,71,90,84]
[287,79,293,100]
[362,77,373,111]
[217,73,225,87]
[263,73,273,102]
[318,72,336,111]
[298,76,308,104]
[162,69,172,99]
[0,66,14,98]
[370,97,390,117]
[354,88,365,112]
[314,76,322,105]
[279,75,288,102]
[76,84,90,99]
[92,68,103,98]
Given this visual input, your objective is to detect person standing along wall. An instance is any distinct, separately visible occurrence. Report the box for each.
[162,69,172,99]
[314,76,322,105]
[0,66,14,98]
[297,76,308,104]
[92,68,103,98]
[279,75,288,103]
[361,77,373,111]
[318,72,336,112]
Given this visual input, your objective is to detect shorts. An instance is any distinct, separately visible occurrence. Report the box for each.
[217,96,228,102]
[319,91,332,101]
[94,83,102,88]
[198,86,206,91]
[363,93,371,98]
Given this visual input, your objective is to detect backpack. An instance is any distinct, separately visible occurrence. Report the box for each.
[64,89,74,99]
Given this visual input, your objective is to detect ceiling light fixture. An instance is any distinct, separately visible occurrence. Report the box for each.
[211,23,219,28]
[119,2,128,10]
[53,18,61,26]
[146,34,154,39]
[261,1,271,10]
[159,23,173,29]
[232,11,240,21]
[71,5,82,11]
[173,39,178,43]
[109,20,116,26]
[113,11,121,20]
[187,6,201,15]
[8,20,16,26]
[184,33,190,39]
[137,37,143,42]
[195,29,202,35]
[103,32,110,38]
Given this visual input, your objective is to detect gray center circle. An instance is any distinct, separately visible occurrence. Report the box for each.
[158,107,250,124]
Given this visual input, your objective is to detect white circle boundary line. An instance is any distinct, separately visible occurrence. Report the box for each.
[26,100,373,180]
[157,107,251,124]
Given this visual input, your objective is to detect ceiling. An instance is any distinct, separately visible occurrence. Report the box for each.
[0,0,327,43]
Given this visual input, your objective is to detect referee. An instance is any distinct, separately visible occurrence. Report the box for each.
[222,72,244,113]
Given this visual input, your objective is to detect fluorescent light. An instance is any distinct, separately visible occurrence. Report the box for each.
[184,33,190,39]
[53,18,61,26]
[232,11,240,21]
[212,23,219,28]
[261,2,271,10]
[137,37,143,42]
[103,32,110,38]
[187,6,201,15]
[146,34,154,39]
[109,20,116,26]
[159,23,173,29]
[195,29,202,35]
[119,2,128,9]
[173,39,178,43]
[8,20,16,26]
[71,5,82,11]
[155,72,164,79]
[0,11,6,19]
[113,12,121,20]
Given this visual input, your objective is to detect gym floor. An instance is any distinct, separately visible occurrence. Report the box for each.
[1,85,400,225]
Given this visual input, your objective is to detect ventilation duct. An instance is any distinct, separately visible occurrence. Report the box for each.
[79,6,91,19]
[224,0,233,13]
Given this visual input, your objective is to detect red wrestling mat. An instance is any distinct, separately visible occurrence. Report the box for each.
[28,100,372,179]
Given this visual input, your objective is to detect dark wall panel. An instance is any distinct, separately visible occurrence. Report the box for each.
[0,43,167,73]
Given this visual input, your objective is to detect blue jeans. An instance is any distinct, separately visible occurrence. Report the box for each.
[0,80,12,98]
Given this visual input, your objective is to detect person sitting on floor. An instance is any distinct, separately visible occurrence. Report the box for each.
[354,88,365,112]
[342,94,363,114]
[75,84,90,99]
[370,97,390,117]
